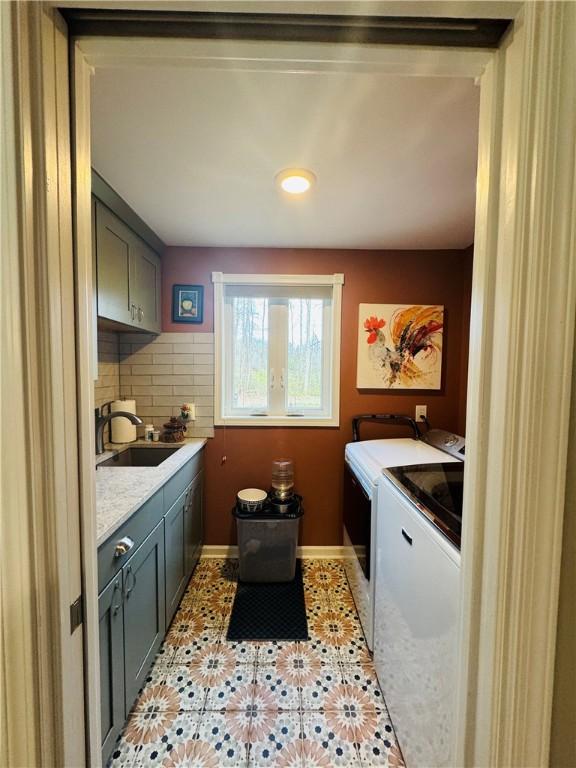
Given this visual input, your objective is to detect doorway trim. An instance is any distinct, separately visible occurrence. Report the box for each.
[4,2,575,765]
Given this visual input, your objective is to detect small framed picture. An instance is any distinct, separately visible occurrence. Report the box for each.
[172,284,204,324]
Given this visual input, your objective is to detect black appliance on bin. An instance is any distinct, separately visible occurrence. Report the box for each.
[233,460,303,583]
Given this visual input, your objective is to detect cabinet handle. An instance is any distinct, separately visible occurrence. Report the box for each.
[125,565,136,599]
[131,303,136,321]
[138,306,144,322]
[401,528,413,546]
[114,536,134,558]
[112,579,122,616]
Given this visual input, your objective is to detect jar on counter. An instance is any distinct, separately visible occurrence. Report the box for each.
[144,424,154,442]
[152,430,160,442]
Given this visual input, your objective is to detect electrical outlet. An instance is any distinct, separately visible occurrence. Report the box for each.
[415,405,427,422]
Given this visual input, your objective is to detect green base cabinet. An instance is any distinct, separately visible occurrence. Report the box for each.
[99,521,165,767]
[165,470,204,627]
[164,487,189,626]
[99,576,125,766]
[123,521,166,707]
[185,471,204,577]
[98,449,204,765]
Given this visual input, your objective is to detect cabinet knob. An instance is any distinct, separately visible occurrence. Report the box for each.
[114,536,134,557]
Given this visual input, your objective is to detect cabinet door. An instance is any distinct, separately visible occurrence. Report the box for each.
[99,575,125,766]
[130,236,161,333]
[123,521,166,708]
[185,471,204,578]
[164,487,190,627]
[95,201,133,326]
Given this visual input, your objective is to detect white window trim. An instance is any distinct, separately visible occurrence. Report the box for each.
[212,272,343,427]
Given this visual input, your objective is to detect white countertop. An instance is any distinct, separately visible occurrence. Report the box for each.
[95,438,206,546]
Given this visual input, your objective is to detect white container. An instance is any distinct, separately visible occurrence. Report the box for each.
[110,400,137,443]
[152,430,160,442]
[237,488,267,512]
[144,424,154,442]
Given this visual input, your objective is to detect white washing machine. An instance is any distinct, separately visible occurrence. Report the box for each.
[343,414,463,650]
[374,443,465,767]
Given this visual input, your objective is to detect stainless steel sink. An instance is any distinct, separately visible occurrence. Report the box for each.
[97,446,183,468]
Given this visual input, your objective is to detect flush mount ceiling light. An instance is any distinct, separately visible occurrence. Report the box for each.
[276,168,316,195]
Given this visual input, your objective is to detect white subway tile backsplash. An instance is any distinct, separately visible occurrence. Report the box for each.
[193,417,214,428]
[118,331,215,438]
[192,427,215,437]
[190,385,214,396]
[172,343,204,354]
[121,352,153,365]
[131,364,172,375]
[191,396,214,405]
[191,333,214,344]
[193,375,213,386]
[153,374,195,385]
[131,385,172,395]
[134,395,153,407]
[152,396,193,406]
[172,364,194,374]
[122,375,153,385]
[193,354,214,365]
[153,354,195,365]
[137,343,173,354]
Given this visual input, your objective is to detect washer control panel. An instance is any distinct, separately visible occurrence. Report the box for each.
[423,429,466,460]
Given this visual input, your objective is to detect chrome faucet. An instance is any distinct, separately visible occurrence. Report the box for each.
[95,408,144,455]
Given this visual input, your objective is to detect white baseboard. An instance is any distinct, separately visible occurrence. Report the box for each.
[201,545,345,559]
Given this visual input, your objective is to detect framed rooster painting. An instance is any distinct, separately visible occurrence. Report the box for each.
[356,304,444,389]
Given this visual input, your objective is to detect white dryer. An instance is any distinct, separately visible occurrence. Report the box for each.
[343,414,461,650]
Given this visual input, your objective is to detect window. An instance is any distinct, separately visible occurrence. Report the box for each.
[213,273,343,426]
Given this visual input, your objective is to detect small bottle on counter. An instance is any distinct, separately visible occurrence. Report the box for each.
[152,430,160,442]
[144,424,154,442]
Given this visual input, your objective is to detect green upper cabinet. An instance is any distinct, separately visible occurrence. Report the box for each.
[95,201,133,327]
[130,236,162,333]
[93,171,163,335]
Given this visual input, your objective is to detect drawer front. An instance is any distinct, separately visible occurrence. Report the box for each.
[163,451,203,511]
[98,490,163,593]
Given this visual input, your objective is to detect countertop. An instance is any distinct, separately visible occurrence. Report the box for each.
[95,438,206,546]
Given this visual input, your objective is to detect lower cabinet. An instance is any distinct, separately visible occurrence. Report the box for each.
[185,470,204,576]
[99,575,124,762]
[98,452,205,766]
[123,522,166,706]
[164,488,189,626]
[165,470,204,626]
[99,520,165,767]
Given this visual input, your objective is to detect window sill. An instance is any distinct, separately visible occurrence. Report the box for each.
[214,415,339,427]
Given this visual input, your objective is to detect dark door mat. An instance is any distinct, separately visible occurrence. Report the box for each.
[226,560,309,641]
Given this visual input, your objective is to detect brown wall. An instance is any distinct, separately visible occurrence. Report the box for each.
[162,247,473,546]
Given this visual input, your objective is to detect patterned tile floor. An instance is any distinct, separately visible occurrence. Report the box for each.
[108,559,405,767]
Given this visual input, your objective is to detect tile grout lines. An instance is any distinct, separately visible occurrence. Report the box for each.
[109,559,404,768]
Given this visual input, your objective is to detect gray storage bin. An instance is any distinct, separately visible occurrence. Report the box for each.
[234,495,303,582]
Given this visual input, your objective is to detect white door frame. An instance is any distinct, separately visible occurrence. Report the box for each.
[4,3,575,766]
[2,2,86,766]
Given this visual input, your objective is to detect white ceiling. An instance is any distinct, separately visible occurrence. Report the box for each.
[91,63,480,249]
